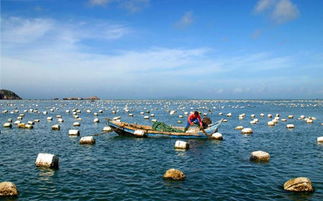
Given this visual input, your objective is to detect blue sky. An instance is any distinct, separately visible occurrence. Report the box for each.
[1,0,322,99]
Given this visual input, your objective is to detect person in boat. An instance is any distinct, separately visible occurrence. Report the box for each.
[184,111,203,132]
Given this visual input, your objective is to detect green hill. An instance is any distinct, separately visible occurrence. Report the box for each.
[0,89,22,100]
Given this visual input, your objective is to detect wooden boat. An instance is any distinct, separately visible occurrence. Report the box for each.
[107,119,223,139]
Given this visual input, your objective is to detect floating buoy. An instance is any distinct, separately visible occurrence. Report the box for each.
[0,181,19,197]
[27,121,34,125]
[25,124,33,129]
[283,177,314,192]
[163,169,185,180]
[73,122,80,127]
[169,110,176,115]
[51,124,60,130]
[35,153,59,169]
[317,136,323,143]
[68,129,80,136]
[211,132,223,140]
[250,151,270,162]
[286,124,295,129]
[235,126,244,130]
[18,123,26,128]
[14,120,21,125]
[102,126,112,132]
[93,118,99,123]
[267,121,275,126]
[3,122,12,128]
[241,128,253,134]
[80,136,95,144]
[174,140,189,149]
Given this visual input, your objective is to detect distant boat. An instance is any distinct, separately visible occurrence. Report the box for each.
[107,119,223,139]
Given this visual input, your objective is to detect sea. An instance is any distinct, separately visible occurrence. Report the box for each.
[0,99,322,201]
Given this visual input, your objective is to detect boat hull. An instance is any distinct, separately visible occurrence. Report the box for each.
[108,119,222,139]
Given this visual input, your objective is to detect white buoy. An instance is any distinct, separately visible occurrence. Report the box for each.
[286,124,295,129]
[80,136,95,144]
[250,151,270,162]
[73,122,80,127]
[267,121,275,126]
[14,120,21,125]
[68,129,80,136]
[235,126,244,130]
[27,121,34,125]
[35,153,59,169]
[211,132,223,140]
[3,122,12,128]
[25,124,33,129]
[93,118,100,123]
[102,126,112,132]
[174,140,189,149]
[317,137,323,143]
[51,124,60,130]
[241,128,253,134]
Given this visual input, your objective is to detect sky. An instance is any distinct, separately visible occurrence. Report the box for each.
[1,0,322,99]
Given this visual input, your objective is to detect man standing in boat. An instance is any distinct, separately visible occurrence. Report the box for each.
[184,111,203,132]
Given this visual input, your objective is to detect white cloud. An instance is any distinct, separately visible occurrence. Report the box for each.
[254,0,274,13]
[253,0,299,24]
[271,0,299,24]
[176,11,193,28]
[89,0,111,6]
[1,17,131,49]
[121,0,150,13]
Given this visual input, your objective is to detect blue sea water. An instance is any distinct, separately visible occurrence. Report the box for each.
[0,99,322,201]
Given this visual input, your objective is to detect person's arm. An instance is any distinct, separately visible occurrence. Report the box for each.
[187,114,193,125]
[198,115,203,127]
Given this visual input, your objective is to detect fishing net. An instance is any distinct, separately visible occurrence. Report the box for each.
[152,122,183,133]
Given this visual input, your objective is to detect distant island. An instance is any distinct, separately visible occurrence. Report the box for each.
[0,89,22,100]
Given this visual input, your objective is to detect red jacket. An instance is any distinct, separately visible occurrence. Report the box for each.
[188,113,203,127]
